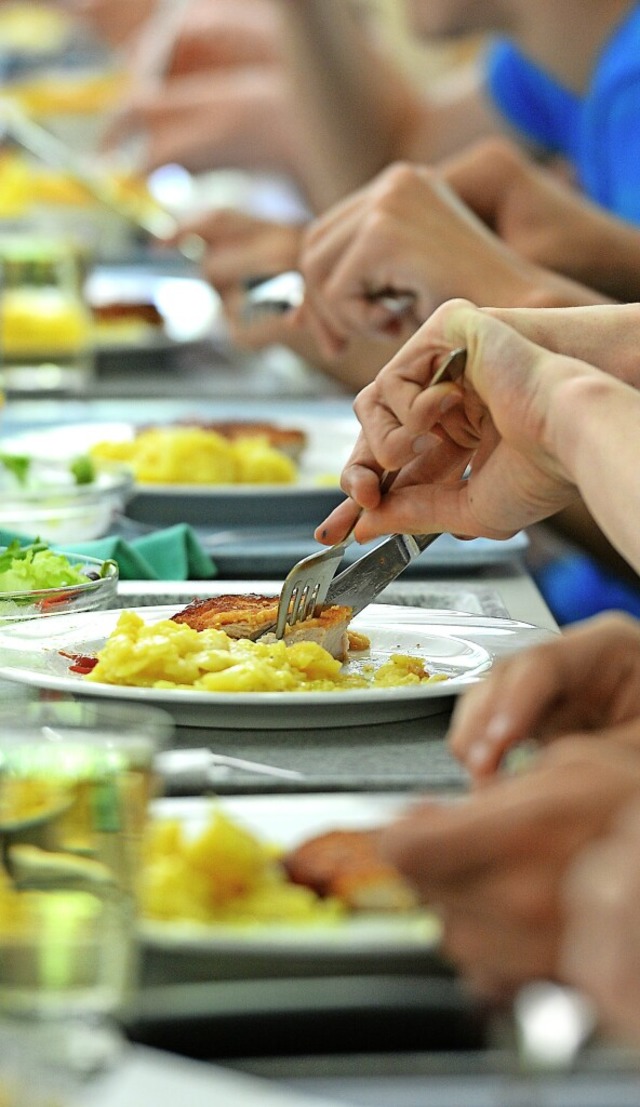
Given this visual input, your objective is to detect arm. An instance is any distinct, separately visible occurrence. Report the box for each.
[442,138,640,303]
[273,0,502,210]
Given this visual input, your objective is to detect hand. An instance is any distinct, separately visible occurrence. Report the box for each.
[561,800,640,1045]
[443,137,640,303]
[166,0,279,76]
[378,736,640,998]
[105,67,300,176]
[449,613,640,781]
[171,208,303,350]
[65,0,155,46]
[294,162,575,358]
[316,299,592,546]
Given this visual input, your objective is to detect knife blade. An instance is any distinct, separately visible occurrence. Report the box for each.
[324,532,440,615]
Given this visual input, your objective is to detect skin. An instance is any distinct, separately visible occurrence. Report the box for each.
[378,734,640,999]
[449,613,640,780]
[272,0,636,208]
[561,801,640,1045]
[164,209,403,391]
[316,301,640,561]
[63,0,155,46]
[293,160,601,359]
[441,138,640,304]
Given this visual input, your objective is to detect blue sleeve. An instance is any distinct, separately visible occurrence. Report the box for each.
[485,39,580,158]
[581,84,640,223]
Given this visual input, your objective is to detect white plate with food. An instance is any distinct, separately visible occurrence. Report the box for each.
[0,416,354,527]
[140,792,441,956]
[0,603,555,728]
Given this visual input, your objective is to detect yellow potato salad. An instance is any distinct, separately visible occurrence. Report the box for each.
[90,428,297,485]
[84,611,446,693]
[141,807,344,926]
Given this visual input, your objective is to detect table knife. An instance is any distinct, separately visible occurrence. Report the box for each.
[324,531,441,616]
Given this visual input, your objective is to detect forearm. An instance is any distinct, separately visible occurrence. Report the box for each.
[561,212,640,303]
[273,0,430,209]
[549,374,640,574]
[488,303,640,385]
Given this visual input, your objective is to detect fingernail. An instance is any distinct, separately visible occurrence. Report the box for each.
[467,742,492,770]
[412,431,440,454]
[439,393,460,415]
[484,713,511,744]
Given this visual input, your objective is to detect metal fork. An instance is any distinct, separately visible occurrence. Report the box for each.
[274,346,467,638]
[243,270,415,321]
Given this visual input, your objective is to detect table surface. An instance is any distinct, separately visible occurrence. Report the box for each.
[1,332,574,1089]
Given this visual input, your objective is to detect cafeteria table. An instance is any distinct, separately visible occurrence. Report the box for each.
[9,320,634,1101]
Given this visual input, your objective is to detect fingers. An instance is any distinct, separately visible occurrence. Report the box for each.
[449,613,640,779]
[560,799,640,1041]
[440,136,527,227]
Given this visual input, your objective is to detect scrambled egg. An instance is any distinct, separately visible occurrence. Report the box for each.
[141,807,344,926]
[85,610,446,693]
[90,428,297,485]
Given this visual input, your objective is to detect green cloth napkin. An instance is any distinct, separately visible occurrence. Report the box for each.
[0,524,218,581]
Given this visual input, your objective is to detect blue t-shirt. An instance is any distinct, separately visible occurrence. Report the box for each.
[485,4,640,223]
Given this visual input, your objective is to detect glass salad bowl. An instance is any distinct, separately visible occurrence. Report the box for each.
[0,543,119,623]
[0,455,132,542]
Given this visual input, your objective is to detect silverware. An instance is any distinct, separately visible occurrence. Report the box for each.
[275,469,398,637]
[0,102,204,262]
[275,346,467,636]
[155,748,305,788]
[243,270,415,320]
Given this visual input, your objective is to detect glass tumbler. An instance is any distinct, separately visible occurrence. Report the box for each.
[0,699,174,1096]
[0,231,95,397]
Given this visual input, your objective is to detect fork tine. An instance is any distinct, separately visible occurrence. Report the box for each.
[275,470,401,639]
[276,544,347,638]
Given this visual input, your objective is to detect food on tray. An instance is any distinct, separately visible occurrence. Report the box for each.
[171,593,355,660]
[284,829,417,912]
[91,300,166,346]
[76,607,447,693]
[0,539,105,594]
[89,426,298,485]
[0,149,158,224]
[141,807,345,927]
[168,420,308,461]
[3,68,124,119]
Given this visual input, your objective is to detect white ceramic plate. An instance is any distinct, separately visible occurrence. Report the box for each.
[1,417,352,528]
[141,793,441,955]
[0,415,356,494]
[0,603,555,729]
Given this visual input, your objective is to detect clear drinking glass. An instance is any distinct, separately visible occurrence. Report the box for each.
[0,231,94,397]
[0,699,174,1101]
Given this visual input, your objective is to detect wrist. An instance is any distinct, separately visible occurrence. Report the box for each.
[546,371,622,481]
